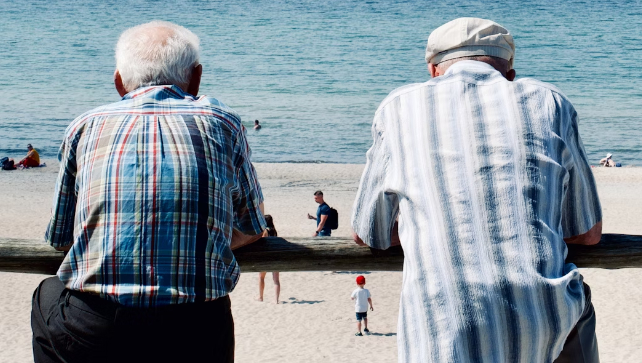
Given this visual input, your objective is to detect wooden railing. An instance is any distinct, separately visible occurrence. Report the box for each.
[1,234,641,275]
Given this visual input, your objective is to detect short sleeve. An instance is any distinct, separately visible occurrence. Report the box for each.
[351,110,399,250]
[232,126,266,235]
[367,290,371,298]
[45,135,79,248]
[320,204,330,216]
[558,96,602,237]
[351,290,357,298]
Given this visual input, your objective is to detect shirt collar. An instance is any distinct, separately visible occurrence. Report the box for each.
[122,85,196,101]
[444,60,497,75]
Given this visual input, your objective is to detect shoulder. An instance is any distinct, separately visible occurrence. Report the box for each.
[63,103,114,141]
[515,78,574,105]
[375,82,430,115]
[516,78,578,130]
[195,95,243,127]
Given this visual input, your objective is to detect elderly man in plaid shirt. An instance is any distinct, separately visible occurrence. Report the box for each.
[31,21,266,363]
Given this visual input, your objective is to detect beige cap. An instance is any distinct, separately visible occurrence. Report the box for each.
[425,17,515,67]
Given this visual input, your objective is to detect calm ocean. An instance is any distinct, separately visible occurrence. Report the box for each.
[1,0,641,165]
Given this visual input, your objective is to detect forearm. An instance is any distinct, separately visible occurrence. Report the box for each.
[564,221,602,245]
[231,228,264,250]
[231,203,266,249]
[390,221,400,246]
[316,215,328,232]
[352,220,400,247]
[54,244,72,252]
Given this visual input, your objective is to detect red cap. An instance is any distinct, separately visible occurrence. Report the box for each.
[356,275,366,285]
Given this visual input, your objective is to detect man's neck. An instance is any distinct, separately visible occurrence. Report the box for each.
[444,60,496,75]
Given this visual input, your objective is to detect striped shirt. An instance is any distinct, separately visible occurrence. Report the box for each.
[352,61,601,363]
[45,85,265,307]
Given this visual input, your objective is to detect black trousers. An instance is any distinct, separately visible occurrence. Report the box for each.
[553,282,600,363]
[32,276,234,363]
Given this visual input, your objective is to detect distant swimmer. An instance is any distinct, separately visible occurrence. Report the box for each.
[16,144,40,168]
[254,119,262,130]
[599,153,617,167]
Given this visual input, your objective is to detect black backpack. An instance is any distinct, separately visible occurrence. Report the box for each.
[1,157,14,171]
[326,207,339,230]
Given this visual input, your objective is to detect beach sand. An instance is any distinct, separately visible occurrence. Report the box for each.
[0,162,640,362]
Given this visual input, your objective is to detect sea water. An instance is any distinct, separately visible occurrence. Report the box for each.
[1,0,641,165]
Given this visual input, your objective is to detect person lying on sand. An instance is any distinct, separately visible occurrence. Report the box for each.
[600,153,616,167]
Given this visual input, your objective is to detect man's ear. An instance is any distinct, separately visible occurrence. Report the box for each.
[428,63,439,78]
[114,70,128,97]
[186,64,203,97]
[506,69,516,81]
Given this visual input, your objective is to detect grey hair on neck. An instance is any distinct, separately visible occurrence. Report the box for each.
[115,21,200,92]
[437,55,511,75]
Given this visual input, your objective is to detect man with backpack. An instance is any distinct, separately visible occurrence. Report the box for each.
[307,190,337,236]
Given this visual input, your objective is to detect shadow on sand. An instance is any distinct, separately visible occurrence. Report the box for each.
[332,271,372,275]
[368,332,397,337]
[284,297,325,305]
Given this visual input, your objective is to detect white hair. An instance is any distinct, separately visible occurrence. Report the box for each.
[115,21,200,91]
[436,55,510,74]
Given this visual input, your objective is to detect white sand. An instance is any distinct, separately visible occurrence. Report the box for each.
[0,162,641,362]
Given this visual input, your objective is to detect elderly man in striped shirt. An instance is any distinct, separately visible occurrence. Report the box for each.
[31,21,265,363]
[352,18,602,363]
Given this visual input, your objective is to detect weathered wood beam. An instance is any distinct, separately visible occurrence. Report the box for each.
[0,234,641,275]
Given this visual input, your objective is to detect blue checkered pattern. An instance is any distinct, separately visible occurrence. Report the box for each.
[46,85,265,307]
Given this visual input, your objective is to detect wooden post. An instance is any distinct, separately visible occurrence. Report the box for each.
[0,234,641,275]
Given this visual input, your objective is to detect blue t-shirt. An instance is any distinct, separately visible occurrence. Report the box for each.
[317,202,332,233]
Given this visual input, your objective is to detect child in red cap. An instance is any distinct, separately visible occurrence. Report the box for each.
[351,275,373,336]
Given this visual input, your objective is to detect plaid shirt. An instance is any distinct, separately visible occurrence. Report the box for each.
[352,61,601,362]
[46,85,265,307]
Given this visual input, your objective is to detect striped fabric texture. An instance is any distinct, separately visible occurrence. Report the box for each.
[352,61,601,363]
[45,85,265,307]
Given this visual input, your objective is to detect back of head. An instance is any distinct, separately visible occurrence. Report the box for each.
[426,17,514,67]
[425,18,515,77]
[264,214,275,229]
[264,214,277,236]
[116,21,200,92]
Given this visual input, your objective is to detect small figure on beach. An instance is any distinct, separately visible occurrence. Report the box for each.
[32,21,266,363]
[258,214,281,304]
[352,17,602,362]
[254,119,262,130]
[16,144,40,168]
[599,153,618,167]
[307,190,333,236]
[351,275,373,337]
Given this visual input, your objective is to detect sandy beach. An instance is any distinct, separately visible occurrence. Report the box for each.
[1,162,641,362]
